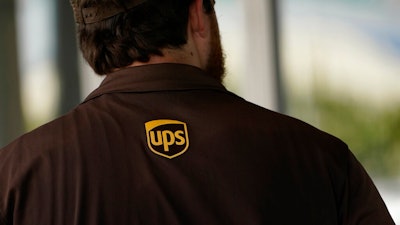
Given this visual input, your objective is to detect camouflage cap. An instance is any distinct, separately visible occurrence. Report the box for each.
[70,0,147,24]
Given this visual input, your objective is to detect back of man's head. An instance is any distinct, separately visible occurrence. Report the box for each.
[70,0,215,75]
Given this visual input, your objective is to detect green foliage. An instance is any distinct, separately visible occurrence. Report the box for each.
[287,94,400,177]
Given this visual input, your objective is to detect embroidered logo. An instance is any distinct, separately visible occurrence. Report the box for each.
[145,119,189,159]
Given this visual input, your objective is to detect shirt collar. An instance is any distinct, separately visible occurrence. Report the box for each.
[83,63,229,103]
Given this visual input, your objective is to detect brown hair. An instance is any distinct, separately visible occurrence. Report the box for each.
[76,0,199,75]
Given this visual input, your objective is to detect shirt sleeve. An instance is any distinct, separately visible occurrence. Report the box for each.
[340,150,395,225]
[0,162,9,225]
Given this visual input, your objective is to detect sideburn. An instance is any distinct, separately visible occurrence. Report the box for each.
[205,13,226,83]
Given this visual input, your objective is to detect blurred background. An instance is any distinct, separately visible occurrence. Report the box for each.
[0,0,399,221]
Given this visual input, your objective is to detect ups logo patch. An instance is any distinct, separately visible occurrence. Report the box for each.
[145,119,189,159]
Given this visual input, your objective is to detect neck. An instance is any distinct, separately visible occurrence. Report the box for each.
[128,35,205,70]
[130,49,198,68]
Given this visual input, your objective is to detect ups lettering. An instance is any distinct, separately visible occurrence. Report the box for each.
[149,130,186,152]
[145,119,189,159]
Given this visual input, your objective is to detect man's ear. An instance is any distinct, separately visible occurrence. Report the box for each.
[188,0,208,38]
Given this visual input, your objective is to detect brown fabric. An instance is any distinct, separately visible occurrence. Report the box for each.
[0,63,394,224]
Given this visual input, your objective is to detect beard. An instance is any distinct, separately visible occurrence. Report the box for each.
[205,13,226,83]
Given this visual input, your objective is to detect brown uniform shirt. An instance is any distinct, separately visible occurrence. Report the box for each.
[0,63,394,224]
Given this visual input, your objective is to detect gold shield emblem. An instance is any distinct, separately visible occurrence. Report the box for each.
[145,119,189,159]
